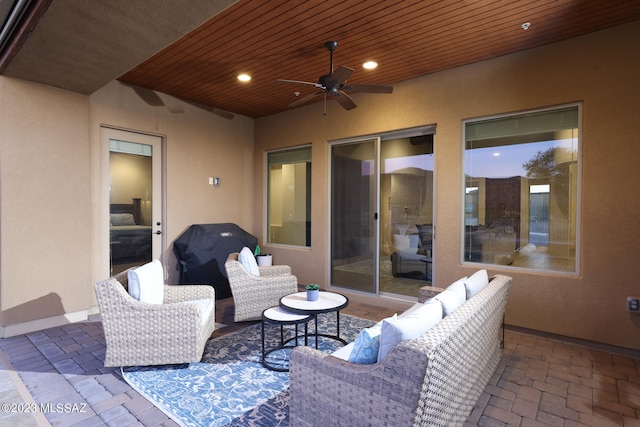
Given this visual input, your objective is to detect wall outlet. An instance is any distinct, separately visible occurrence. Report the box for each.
[627,297,640,312]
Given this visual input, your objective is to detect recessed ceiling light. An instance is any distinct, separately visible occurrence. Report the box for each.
[521,22,531,30]
[363,61,378,70]
[493,152,501,157]
[237,73,251,82]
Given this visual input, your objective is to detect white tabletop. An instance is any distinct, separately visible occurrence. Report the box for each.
[280,291,348,314]
[263,306,311,322]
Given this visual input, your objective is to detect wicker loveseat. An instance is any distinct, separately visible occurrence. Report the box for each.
[94,267,216,367]
[289,274,512,427]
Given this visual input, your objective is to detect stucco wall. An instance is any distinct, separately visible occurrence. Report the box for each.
[0,77,91,326]
[254,21,640,350]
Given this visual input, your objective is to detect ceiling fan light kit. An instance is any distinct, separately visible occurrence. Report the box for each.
[278,40,393,113]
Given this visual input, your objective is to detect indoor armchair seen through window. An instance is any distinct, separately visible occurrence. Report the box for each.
[463,105,580,273]
[267,147,311,246]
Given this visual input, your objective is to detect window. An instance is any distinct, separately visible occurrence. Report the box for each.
[463,105,580,273]
[267,146,312,246]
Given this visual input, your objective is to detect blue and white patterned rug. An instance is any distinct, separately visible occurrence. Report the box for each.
[122,313,374,427]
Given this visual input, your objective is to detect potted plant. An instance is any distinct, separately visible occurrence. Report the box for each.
[306,283,320,301]
[254,245,272,266]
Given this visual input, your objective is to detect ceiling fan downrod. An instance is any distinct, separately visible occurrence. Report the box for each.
[325,41,338,74]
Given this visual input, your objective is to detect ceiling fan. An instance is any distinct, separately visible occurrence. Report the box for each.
[278,41,393,111]
[122,82,234,120]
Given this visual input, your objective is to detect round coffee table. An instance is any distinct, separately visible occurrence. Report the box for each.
[279,291,349,348]
[261,306,313,372]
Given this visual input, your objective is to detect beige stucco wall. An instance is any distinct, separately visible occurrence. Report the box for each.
[254,21,640,350]
[0,77,91,325]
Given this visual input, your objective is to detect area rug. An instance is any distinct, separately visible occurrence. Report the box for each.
[122,313,374,427]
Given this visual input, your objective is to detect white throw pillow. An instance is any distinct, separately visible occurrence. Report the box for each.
[378,299,442,361]
[465,269,489,299]
[128,259,164,304]
[434,277,467,316]
[393,234,410,250]
[238,247,260,276]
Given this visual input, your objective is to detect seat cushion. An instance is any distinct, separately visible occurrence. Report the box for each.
[181,298,215,328]
[332,342,355,361]
[238,247,260,276]
[128,260,164,304]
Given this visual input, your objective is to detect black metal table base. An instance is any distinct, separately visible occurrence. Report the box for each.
[261,316,311,372]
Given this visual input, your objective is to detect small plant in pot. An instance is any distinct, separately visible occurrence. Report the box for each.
[306,284,320,301]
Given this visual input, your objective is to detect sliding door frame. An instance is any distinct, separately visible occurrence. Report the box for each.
[328,125,436,299]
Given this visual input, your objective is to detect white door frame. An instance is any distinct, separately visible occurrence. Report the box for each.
[100,126,166,279]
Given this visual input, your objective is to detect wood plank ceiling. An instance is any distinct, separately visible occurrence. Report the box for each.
[118,0,640,118]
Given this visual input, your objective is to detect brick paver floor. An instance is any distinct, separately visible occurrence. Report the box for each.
[0,309,638,426]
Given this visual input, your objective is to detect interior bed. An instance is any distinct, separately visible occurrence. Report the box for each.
[110,198,152,264]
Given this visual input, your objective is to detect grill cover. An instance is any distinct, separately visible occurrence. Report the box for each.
[173,223,258,299]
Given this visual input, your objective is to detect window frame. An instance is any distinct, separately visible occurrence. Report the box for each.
[461,103,582,275]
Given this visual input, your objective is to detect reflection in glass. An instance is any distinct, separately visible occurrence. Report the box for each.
[267,147,311,246]
[463,106,579,273]
[381,135,434,297]
[330,140,377,293]
[109,140,153,274]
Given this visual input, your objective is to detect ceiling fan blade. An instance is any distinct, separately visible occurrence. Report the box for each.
[289,92,320,108]
[183,99,234,119]
[211,108,235,120]
[345,84,394,94]
[335,91,357,110]
[331,66,354,84]
[278,79,322,88]
[127,84,165,106]
[164,101,185,114]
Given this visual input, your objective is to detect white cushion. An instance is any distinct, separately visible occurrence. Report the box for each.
[393,234,410,250]
[434,277,467,316]
[398,302,426,319]
[332,342,355,361]
[348,321,383,364]
[238,247,260,276]
[128,260,164,304]
[180,298,214,328]
[465,269,489,299]
[378,299,442,360]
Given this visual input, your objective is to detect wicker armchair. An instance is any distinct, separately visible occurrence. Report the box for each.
[94,268,216,367]
[225,252,298,322]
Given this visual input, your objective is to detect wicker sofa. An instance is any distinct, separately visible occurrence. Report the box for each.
[94,268,216,367]
[289,273,512,427]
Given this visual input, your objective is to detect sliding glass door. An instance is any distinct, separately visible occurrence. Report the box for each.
[330,138,379,294]
[330,128,435,298]
[380,134,434,297]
